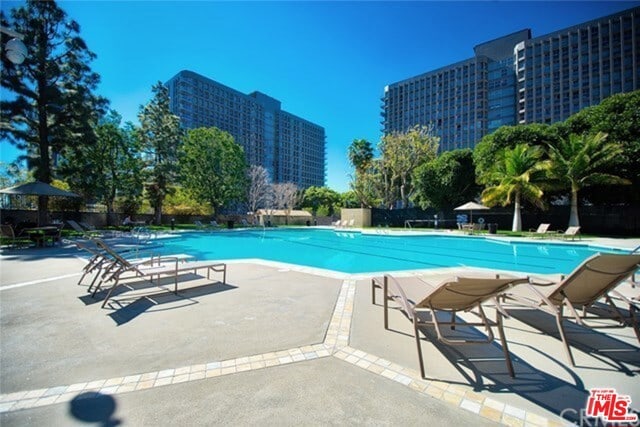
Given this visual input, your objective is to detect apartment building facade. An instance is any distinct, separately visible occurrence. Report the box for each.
[166,70,326,189]
[382,7,639,151]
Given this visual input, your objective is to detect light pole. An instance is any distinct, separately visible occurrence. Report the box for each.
[1,26,28,64]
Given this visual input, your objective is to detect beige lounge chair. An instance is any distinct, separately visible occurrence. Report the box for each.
[504,253,640,366]
[528,223,551,238]
[95,238,226,308]
[371,274,528,378]
[557,226,581,240]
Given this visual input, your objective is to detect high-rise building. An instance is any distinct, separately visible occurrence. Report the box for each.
[166,70,326,189]
[382,7,639,151]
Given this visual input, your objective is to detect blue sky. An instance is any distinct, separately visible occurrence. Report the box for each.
[1,1,637,192]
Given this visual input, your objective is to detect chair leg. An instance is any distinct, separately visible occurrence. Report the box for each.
[101,278,121,308]
[87,270,102,294]
[629,303,640,342]
[371,279,376,305]
[414,317,426,379]
[555,305,575,366]
[496,311,515,378]
[91,272,109,297]
[77,270,90,287]
[604,295,631,327]
[383,277,389,330]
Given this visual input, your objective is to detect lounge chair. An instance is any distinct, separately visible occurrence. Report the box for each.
[528,223,551,238]
[0,224,32,248]
[94,238,226,308]
[71,239,138,292]
[88,238,196,296]
[503,253,640,366]
[67,220,109,238]
[210,220,220,228]
[371,274,528,378]
[557,226,581,240]
[79,221,97,232]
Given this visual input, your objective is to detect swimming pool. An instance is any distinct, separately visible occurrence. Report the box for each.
[157,228,623,275]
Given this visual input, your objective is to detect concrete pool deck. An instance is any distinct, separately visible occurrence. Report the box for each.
[0,233,638,425]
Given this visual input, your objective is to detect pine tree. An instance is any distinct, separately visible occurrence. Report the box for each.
[1,0,106,224]
[138,82,183,224]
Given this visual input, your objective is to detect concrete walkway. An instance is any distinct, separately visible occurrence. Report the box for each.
[1,235,638,426]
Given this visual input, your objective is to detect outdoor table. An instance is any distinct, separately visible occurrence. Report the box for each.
[23,226,59,247]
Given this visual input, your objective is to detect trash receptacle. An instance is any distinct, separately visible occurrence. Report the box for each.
[306,220,311,226]
[227,220,234,229]
[488,223,497,234]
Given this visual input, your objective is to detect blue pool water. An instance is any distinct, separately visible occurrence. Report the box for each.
[155,229,624,275]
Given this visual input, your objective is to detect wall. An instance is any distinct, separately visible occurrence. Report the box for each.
[340,208,371,228]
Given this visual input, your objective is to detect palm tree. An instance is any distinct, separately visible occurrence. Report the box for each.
[480,144,550,232]
[347,139,374,175]
[547,132,629,228]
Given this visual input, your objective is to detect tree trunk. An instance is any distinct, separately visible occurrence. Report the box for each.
[106,202,114,227]
[36,20,51,227]
[38,196,48,226]
[568,189,580,227]
[512,192,522,232]
[400,175,409,208]
[154,201,162,225]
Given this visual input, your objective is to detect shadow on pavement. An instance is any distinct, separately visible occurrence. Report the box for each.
[69,392,120,426]
[412,321,592,424]
[508,309,640,372]
[106,281,238,325]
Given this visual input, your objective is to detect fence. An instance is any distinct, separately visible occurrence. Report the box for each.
[0,209,338,229]
[371,206,640,236]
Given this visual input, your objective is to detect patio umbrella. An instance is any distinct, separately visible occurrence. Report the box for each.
[0,181,80,198]
[454,201,489,224]
[0,181,80,225]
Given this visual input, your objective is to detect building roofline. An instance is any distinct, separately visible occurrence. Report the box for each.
[385,6,638,90]
[527,5,639,42]
[386,56,482,88]
[279,110,325,131]
[166,70,325,132]
[473,28,531,51]
[169,70,251,100]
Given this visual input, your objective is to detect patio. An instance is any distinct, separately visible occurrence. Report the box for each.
[0,236,638,425]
